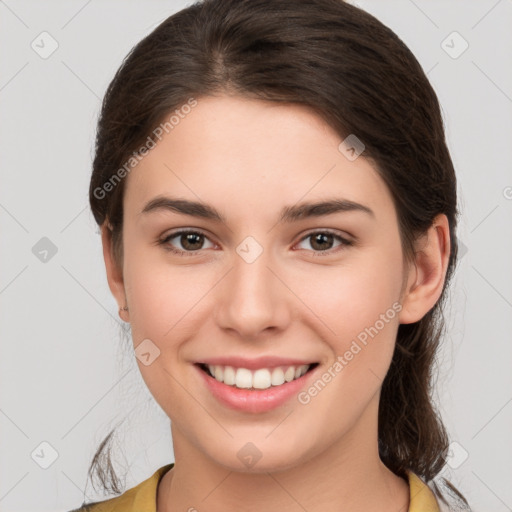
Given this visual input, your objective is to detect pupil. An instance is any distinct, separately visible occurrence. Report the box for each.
[182,233,202,250]
[313,233,332,250]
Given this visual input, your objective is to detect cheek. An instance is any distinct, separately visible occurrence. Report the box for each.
[123,254,194,415]
[296,254,402,340]
[294,262,402,430]
[124,245,207,338]
[292,251,403,395]
[123,251,217,408]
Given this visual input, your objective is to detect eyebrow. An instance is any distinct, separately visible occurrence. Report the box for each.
[140,196,375,223]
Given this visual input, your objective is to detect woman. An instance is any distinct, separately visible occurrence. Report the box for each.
[71,0,472,510]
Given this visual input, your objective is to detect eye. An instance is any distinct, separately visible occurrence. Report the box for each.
[158,229,215,256]
[295,230,354,256]
[158,228,354,257]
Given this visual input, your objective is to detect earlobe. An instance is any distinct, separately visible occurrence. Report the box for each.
[100,223,129,320]
[398,214,451,325]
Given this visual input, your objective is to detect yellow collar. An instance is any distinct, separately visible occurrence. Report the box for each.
[78,464,440,511]
[407,470,440,511]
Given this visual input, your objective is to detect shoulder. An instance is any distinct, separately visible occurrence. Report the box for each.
[68,463,174,512]
[407,471,472,511]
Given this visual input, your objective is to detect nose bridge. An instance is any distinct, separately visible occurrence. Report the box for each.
[234,240,271,293]
[231,236,276,308]
[216,236,289,336]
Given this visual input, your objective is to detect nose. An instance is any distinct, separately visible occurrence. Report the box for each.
[214,246,291,340]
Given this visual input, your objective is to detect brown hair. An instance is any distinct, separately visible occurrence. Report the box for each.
[82,0,470,509]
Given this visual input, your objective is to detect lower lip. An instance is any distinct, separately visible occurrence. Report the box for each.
[196,364,317,413]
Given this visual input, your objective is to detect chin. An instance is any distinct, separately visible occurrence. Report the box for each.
[203,438,313,474]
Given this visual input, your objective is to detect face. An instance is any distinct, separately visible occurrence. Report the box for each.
[108,94,415,472]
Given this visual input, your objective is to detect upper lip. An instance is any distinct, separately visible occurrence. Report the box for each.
[196,356,317,370]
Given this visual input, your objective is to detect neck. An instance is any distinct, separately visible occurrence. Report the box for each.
[157,395,410,512]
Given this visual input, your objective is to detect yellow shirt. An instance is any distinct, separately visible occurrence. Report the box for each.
[70,463,440,512]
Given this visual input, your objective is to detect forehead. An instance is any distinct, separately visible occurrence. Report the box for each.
[123,95,395,226]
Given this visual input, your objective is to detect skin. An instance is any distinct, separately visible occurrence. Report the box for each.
[101,94,450,512]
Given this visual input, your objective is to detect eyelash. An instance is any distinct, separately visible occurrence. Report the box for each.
[158,229,354,257]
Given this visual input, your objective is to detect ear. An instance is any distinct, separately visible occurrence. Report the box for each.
[101,222,129,321]
[398,213,451,325]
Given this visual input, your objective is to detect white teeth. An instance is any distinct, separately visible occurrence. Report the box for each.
[214,366,224,382]
[235,368,253,389]
[271,367,285,386]
[253,369,272,389]
[206,364,311,389]
[284,366,296,382]
[223,366,236,385]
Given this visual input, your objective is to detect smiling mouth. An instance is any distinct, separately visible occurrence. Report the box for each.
[196,362,319,390]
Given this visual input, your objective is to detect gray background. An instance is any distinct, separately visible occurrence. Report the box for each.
[0,1,511,511]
